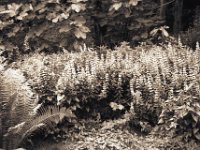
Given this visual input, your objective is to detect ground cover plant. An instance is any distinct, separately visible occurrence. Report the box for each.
[1,41,200,149]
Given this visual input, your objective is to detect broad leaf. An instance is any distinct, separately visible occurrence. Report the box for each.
[59,25,72,33]
[71,3,86,12]
[74,28,86,39]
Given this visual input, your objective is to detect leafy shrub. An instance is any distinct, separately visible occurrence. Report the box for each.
[2,40,200,148]
[0,62,75,150]
[0,0,162,56]
[12,41,200,140]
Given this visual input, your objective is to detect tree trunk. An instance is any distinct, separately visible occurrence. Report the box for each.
[160,0,166,19]
[173,0,183,34]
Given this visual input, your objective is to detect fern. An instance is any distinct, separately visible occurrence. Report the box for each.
[0,68,37,149]
[2,69,36,123]
[4,106,75,149]
[0,80,11,148]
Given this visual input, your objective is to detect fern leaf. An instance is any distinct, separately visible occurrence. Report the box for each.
[13,106,75,148]
[0,68,37,149]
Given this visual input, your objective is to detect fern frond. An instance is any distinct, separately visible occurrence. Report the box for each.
[8,106,75,149]
[2,69,37,123]
[0,68,37,149]
[0,80,12,147]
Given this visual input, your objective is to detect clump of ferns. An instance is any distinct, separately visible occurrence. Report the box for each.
[37,65,59,105]
[3,106,75,150]
[0,68,36,149]
[55,62,101,118]
[54,54,134,120]
[10,42,200,128]
[154,46,200,138]
[0,68,75,149]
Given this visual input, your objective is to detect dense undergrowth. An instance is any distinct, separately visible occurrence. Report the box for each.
[1,41,200,149]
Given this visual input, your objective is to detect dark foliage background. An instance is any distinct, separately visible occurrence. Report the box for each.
[0,0,164,55]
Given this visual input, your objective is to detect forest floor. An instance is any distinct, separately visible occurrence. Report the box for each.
[36,119,190,150]
[64,124,169,150]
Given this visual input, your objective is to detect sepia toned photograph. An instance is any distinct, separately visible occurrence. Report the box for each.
[0,0,200,149]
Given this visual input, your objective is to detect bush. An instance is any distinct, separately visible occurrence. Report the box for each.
[0,0,162,56]
[1,41,200,149]
[12,42,200,138]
